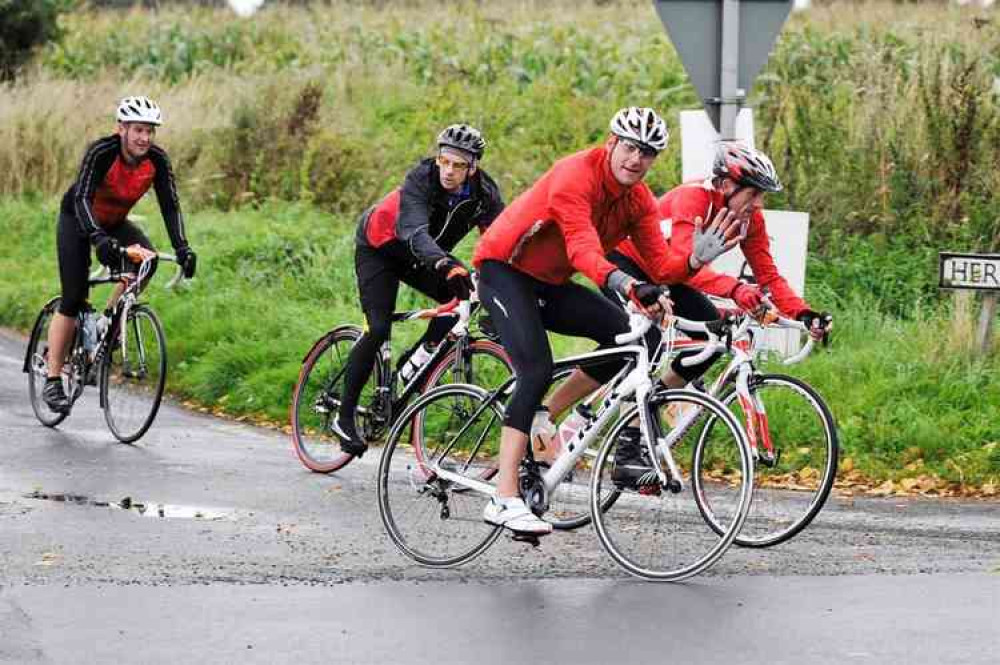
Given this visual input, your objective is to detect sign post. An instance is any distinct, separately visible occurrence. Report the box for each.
[652,0,794,138]
[939,252,1000,356]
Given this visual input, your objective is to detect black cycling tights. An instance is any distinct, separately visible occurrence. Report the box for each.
[57,210,156,318]
[477,260,630,435]
[604,250,722,382]
[339,245,453,420]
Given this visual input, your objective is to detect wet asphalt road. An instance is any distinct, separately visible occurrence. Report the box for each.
[0,329,997,663]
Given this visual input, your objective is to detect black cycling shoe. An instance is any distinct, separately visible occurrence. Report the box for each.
[331,413,368,457]
[42,378,71,414]
[611,427,660,494]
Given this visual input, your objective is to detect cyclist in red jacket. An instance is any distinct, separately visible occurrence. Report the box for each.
[472,107,739,535]
[611,141,833,391]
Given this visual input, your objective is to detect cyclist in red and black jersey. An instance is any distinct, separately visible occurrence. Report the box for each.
[472,107,740,535]
[332,124,505,457]
[611,142,833,390]
[42,96,197,414]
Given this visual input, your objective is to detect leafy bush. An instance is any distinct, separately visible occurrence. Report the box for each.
[0,0,67,80]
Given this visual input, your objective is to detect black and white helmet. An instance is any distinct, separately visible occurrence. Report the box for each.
[609,107,669,153]
[116,96,162,126]
[712,142,782,192]
[437,124,486,159]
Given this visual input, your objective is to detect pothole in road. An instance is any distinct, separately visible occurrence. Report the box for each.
[23,491,234,520]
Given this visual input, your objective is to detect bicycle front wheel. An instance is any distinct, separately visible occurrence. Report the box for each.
[591,389,753,582]
[290,325,381,473]
[101,304,167,443]
[700,374,838,547]
[421,339,512,392]
[378,383,504,568]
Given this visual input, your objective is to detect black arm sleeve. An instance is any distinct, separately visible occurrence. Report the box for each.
[148,145,188,250]
[479,174,505,230]
[396,167,447,269]
[71,137,119,240]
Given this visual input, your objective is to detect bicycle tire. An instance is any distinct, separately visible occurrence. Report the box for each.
[377,383,504,568]
[697,373,838,547]
[26,298,73,428]
[101,304,167,443]
[591,389,753,582]
[414,339,512,474]
[290,325,383,473]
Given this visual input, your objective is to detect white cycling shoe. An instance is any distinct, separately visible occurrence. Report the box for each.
[483,497,553,535]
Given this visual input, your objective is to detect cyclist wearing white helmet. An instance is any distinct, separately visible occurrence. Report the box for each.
[40,95,196,414]
[470,107,740,535]
[331,123,505,457]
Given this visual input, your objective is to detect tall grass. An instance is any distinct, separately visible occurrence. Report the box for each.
[1,1,998,487]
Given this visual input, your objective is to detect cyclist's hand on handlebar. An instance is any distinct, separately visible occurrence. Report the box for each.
[436,257,474,301]
[92,233,122,267]
[126,244,157,264]
[731,282,764,313]
[628,281,672,321]
[176,245,197,278]
[797,309,833,343]
[690,207,741,270]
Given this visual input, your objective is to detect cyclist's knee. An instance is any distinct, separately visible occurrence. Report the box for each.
[58,295,85,318]
[364,314,392,343]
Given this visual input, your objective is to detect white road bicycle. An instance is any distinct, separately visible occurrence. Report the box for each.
[376,311,754,582]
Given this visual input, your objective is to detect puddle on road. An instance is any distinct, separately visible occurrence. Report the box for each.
[23,490,234,520]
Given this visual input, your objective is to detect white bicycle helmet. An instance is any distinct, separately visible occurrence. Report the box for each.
[609,107,668,153]
[116,96,162,126]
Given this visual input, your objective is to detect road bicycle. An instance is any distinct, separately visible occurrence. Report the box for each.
[24,252,184,443]
[290,295,512,473]
[669,308,838,547]
[531,304,837,548]
[376,312,754,582]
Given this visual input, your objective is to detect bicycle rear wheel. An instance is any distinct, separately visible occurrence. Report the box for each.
[290,325,381,473]
[591,389,753,582]
[378,384,503,567]
[101,304,167,443]
[26,298,76,427]
[699,374,838,547]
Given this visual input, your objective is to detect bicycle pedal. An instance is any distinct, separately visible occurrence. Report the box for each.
[511,532,542,548]
[638,484,662,497]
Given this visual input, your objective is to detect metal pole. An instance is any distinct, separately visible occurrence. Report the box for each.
[719,0,742,140]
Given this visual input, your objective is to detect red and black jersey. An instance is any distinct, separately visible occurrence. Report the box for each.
[355,158,504,269]
[60,134,187,250]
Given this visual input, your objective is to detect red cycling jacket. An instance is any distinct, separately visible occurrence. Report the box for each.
[473,146,693,287]
[616,180,810,318]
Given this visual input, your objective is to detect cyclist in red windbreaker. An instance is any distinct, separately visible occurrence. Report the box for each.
[611,142,833,391]
[472,107,740,535]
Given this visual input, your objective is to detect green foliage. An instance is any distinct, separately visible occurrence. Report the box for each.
[0,0,68,80]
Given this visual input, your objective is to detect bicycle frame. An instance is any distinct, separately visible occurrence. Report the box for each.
[422,317,690,499]
[650,312,814,464]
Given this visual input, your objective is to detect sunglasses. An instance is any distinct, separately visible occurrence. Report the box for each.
[436,154,472,173]
[617,137,659,159]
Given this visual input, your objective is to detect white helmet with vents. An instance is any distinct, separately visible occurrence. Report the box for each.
[609,106,668,153]
[116,96,162,126]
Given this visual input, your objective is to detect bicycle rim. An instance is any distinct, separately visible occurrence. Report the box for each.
[101,305,166,443]
[26,300,72,427]
[704,374,838,547]
[592,390,753,582]
[290,326,379,473]
[377,384,503,567]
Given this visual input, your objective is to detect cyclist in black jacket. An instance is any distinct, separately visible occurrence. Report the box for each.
[43,96,197,414]
[334,124,505,456]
